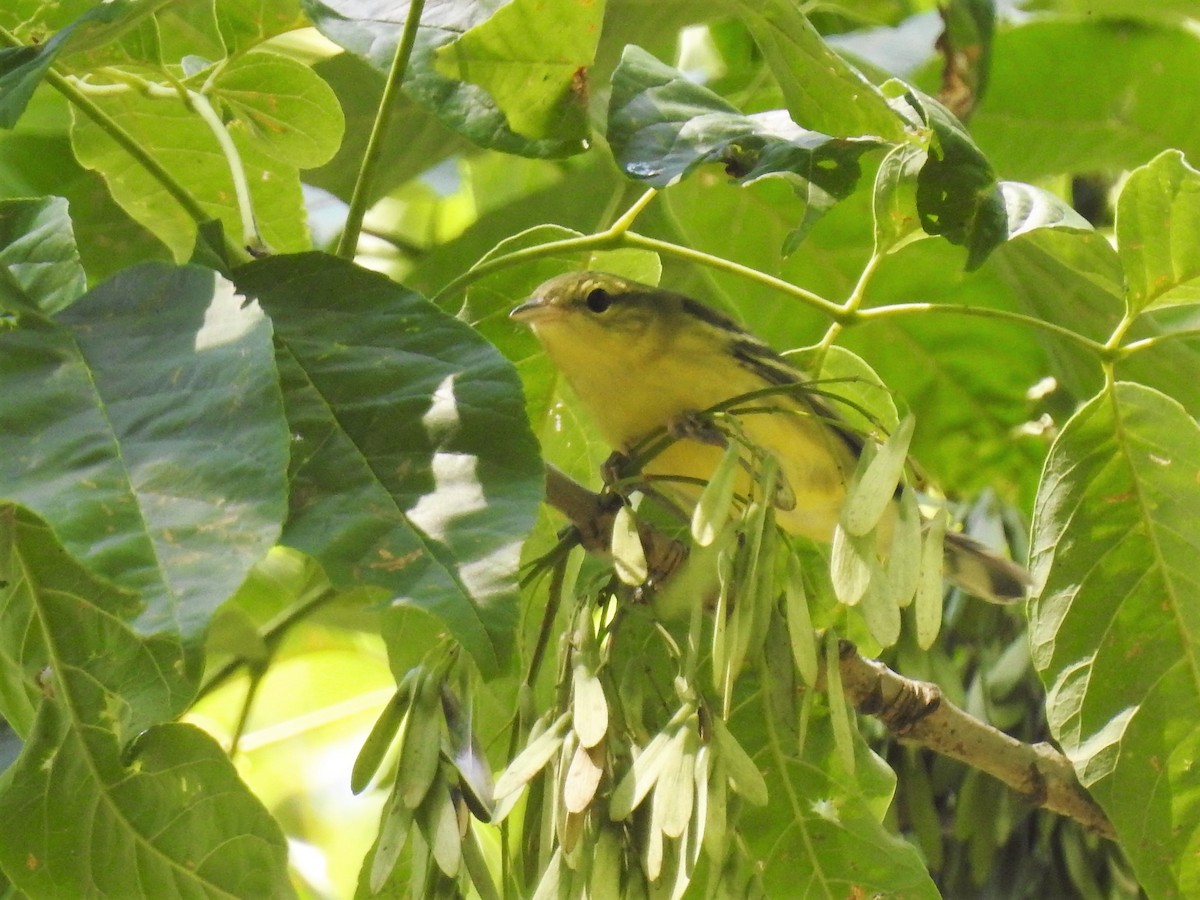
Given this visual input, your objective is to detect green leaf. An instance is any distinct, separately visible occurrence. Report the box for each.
[234,252,544,676]
[303,0,585,158]
[208,50,345,169]
[735,687,939,898]
[1030,382,1200,897]
[1117,149,1200,313]
[0,505,289,896]
[70,85,309,260]
[0,263,288,641]
[0,196,85,314]
[1022,0,1198,22]
[433,0,603,143]
[305,51,472,205]
[0,1,137,128]
[897,87,1007,270]
[607,46,880,245]
[732,0,905,141]
[0,504,189,738]
[969,20,1200,180]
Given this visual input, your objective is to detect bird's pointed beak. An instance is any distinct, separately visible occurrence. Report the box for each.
[510,298,556,324]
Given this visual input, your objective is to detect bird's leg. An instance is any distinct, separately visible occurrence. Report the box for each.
[667,409,728,448]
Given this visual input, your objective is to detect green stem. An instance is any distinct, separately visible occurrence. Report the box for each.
[858,301,1110,357]
[431,188,660,303]
[0,24,249,264]
[188,90,261,251]
[194,587,339,703]
[336,0,427,259]
[816,249,886,365]
[622,232,846,319]
[1116,326,1200,359]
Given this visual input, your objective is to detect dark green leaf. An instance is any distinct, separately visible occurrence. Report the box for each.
[896,87,1007,269]
[234,252,543,676]
[0,263,288,641]
[0,197,85,313]
[0,710,291,897]
[1030,382,1200,898]
[0,1,138,128]
[608,46,881,246]
[302,0,585,158]
[0,510,288,896]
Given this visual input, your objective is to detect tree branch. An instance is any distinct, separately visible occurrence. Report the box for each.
[829,638,1115,841]
[538,464,1116,841]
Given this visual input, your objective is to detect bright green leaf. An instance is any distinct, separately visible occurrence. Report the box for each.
[1031,382,1200,898]
[209,50,345,169]
[434,0,603,143]
[303,0,585,158]
[1117,149,1200,313]
[970,21,1200,180]
[71,86,309,259]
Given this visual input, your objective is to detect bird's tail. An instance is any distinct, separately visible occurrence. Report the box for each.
[942,531,1030,604]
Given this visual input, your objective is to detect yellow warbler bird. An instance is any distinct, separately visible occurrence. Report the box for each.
[511,271,1028,604]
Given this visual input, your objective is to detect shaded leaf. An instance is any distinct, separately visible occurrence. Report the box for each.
[895,87,1007,270]
[0,505,289,897]
[0,1,139,128]
[0,196,85,314]
[0,263,288,640]
[234,252,543,676]
[608,45,881,245]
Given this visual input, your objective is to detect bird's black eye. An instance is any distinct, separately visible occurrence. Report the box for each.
[584,288,612,313]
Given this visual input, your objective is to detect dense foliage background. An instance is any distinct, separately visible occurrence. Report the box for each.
[1,0,1199,897]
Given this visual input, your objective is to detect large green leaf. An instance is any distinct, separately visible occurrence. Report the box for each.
[302,0,585,158]
[0,196,85,313]
[608,46,883,248]
[1030,382,1200,897]
[970,20,1200,180]
[433,0,603,143]
[1117,149,1200,314]
[0,263,288,640]
[0,505,291,898]
[70,82,310,260]
[233,252,544,676]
